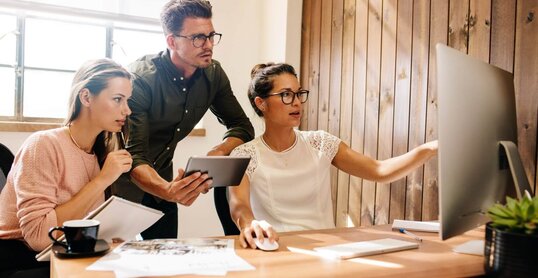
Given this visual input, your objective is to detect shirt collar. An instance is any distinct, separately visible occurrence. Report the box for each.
[159,49,202,84]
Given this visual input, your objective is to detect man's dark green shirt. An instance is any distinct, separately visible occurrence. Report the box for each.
[115,50,254,202]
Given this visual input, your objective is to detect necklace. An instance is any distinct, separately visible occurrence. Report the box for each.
[262,132,297,153]
[66,126,96,183]
[67,125,92,154]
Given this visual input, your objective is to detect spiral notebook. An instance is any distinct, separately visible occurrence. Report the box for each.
[313,238,419,259]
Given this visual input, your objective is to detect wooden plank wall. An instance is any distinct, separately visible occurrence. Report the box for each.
[300,0,538,227]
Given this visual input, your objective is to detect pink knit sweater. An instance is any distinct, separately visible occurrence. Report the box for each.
[0,128,103,251]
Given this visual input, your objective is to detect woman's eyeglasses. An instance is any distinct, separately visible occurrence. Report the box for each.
[267,89,309,105]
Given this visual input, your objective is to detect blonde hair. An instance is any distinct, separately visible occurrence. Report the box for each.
[65,58,132,165]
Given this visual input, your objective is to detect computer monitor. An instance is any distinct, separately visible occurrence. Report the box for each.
[436,43,532,240]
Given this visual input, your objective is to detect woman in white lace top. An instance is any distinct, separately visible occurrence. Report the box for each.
[229,63,438,249]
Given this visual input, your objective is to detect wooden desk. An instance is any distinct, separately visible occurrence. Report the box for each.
[51,224,485,277]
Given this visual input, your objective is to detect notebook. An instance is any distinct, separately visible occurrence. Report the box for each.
[36,196,163,261]
[391,219,440,233]
[313,238,419,259]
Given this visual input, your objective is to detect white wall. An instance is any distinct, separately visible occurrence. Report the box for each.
[0,0,303,238]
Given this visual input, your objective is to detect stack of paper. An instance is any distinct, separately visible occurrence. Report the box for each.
[87,238,254,277]
[391,219,440,233]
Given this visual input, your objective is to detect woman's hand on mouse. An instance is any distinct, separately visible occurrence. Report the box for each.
[239,219,278,249]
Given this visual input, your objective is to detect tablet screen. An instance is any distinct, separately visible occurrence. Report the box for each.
[183,156,250,187]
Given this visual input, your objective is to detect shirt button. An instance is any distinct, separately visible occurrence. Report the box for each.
[166,147,170,151]
[180,77,184,80]
[182,88,186,92]
[173,78,176,81]
[185,110,188,114]
[176,128,180,132]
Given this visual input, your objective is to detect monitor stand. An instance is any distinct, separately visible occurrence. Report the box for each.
[451,141,532,256]
[499,141,533,199]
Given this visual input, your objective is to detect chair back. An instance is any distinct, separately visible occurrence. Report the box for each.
[0,143,15,191]
[213,187,240,235]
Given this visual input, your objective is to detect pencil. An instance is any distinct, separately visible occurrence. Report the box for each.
[118,131,126,149]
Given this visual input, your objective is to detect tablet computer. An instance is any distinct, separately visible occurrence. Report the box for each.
[183,156,251,188]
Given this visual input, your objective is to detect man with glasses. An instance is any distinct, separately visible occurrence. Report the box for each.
[111,0,254,239]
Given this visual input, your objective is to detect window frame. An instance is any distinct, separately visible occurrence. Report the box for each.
[0,3,205,135]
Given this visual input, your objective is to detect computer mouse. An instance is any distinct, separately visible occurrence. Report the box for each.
[253,238,279,251]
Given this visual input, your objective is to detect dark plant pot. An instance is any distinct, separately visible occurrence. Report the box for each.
[484,222,538,277]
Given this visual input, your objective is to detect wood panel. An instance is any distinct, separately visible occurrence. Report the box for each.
[335,0,356,227]
[448,0,470,52]
[348,0,370,227]
[318,0,336,216]
[361,0,383,226]
[514,0,538,193]
[299,0,312,131]
[489,0,516,72]
[422,0,448,221]
[301,0,538,227]
[405,0,430,221]
[374,0,397,225]
[318,0,333,131]
[390,0,413,223]
[306,0,321,131]
[468,0,492,62]
[327,0,344,226]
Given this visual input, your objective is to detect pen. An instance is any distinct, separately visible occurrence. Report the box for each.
[399,228,423,242]
[118,131,126,150]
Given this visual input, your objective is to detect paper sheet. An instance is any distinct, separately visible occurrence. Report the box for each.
[88,238,255,277]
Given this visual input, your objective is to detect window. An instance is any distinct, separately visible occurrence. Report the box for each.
[0,14,17,118]
[112,28,165,67]
[0,1,167,123]
[0,1,204,133]
[23,18,106,120]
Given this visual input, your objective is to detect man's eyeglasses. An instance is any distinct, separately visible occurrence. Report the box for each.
[267,89,309,105]
[174,32,222,48]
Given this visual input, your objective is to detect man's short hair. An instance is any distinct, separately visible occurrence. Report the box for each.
[161,0,213,35]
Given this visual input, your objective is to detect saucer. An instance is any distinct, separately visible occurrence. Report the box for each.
[52,239,110,258]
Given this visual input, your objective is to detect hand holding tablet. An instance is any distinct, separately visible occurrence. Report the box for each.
[183,156,251,188]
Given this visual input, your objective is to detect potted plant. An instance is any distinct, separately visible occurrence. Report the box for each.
[485,194,538,277]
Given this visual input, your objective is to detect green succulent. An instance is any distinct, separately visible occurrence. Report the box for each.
[487,195,538,235]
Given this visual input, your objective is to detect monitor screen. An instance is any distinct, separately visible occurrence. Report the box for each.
[436,43,530,240]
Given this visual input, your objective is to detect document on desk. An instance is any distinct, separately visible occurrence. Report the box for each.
[36,196,164,261]
[391,219,440,233]
[87,238,255,277]
[313,238,419,259]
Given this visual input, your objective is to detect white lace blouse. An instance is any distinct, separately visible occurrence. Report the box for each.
[230,130,341,232]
